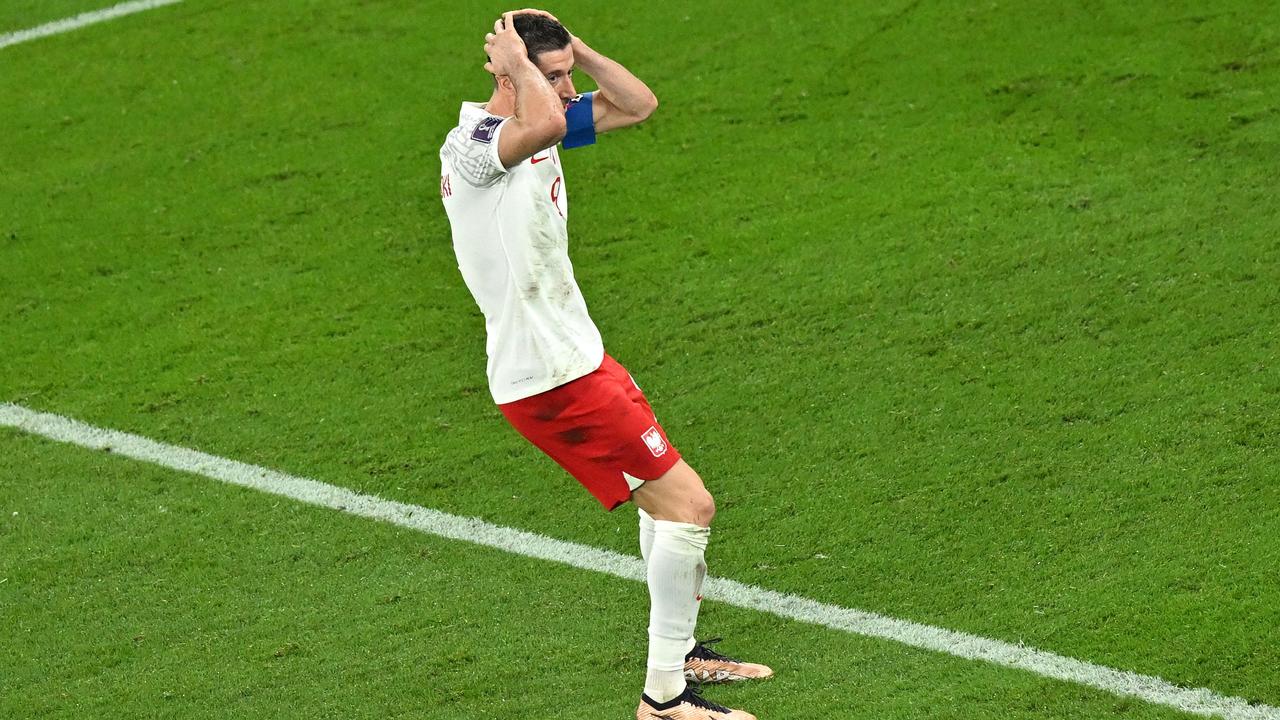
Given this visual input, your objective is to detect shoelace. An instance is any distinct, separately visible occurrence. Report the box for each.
[687,637,741,663]
[680,683,731,713]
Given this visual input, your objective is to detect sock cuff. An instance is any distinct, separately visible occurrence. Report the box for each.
[647,632,694,670]
[652,519,710,552]
[641,687,688,709]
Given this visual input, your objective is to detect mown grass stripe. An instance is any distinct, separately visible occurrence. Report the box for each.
[0,0,183,50]
[1,401,1274,720]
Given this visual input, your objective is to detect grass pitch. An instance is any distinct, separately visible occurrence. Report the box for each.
[2,0,1278,717]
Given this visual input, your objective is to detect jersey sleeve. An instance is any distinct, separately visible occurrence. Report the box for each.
[444,115,510,187]
[562,92,596,149]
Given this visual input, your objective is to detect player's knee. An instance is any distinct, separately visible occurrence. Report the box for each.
[679,464,714,526]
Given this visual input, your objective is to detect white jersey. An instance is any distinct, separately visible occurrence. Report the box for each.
[439,101,604,404]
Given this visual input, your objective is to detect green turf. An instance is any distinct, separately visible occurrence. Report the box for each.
[2,0,1279,716]
[0,429,1207,719]
[0,1,115,34]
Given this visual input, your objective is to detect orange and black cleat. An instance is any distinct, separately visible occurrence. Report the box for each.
[636,684,756,720]
[683,638,774,684]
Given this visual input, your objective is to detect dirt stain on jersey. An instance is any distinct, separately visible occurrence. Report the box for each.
[557,427,589,445]
[520,203,557,300]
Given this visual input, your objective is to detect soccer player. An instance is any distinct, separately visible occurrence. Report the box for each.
[439,10,772,719]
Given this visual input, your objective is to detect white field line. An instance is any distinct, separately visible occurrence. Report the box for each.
[0,0,183,51]
[1,402,1275,720]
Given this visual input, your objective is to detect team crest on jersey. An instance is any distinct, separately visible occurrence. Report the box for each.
[641,426,667,458]
[472,116,502,144]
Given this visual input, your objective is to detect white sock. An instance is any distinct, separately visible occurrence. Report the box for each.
[643,519,709,703]
[638,507,655,563]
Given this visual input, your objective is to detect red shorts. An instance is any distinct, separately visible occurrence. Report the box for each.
[498,354,682,510]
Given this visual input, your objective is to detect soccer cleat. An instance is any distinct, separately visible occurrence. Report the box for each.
[683,638,774,684]
[636,684,756,720]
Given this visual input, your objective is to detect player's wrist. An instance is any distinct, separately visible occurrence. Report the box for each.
[505,54,543,83]
[571,36,603,70]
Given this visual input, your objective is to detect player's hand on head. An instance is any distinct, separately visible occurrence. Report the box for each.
[483,11,528,77]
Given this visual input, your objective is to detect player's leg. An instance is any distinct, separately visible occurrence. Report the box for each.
[499,354,766,717]
[631,461,710,703]
[631,462,763,719]
[634,461,774,686]
[631,461,714,702]
[632,458,715,525]
[633,445,703,567]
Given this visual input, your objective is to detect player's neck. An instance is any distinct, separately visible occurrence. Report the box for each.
[484,89,514,118]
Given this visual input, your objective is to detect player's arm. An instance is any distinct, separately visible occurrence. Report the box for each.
[506,9,657,134]
[485,12,567,167]
[571,37,659,134]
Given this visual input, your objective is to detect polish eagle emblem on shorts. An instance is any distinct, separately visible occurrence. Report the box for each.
[641,426,667,458]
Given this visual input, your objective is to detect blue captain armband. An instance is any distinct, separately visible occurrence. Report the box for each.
[562,92,596,149]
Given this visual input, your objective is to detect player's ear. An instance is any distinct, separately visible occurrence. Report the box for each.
[497,75,515,93]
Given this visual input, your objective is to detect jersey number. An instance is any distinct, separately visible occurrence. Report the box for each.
[550,176,564,218]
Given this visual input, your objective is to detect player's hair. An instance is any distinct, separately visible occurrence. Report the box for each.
[512,13,571,64]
